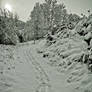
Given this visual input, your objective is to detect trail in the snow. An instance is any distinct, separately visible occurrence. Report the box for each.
[0,42,81,92]
[25,48,52,92]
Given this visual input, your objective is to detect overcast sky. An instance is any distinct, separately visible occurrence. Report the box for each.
[0,0,92,22]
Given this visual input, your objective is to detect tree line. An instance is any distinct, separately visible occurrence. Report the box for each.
[23,0,80,42]
[0,8,25,45]
[0,0,81,45]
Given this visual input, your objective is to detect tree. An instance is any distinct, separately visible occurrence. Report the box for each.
[44,0,57,30]
[25,0,69,41]
[0,8,25,45]
[30,2,42,43]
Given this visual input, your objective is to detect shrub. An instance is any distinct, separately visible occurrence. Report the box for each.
[0,8,19,45]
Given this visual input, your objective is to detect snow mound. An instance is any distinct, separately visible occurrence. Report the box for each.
[38,15,92,92]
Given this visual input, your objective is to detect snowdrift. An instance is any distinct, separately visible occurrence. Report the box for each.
[38,15,92,92]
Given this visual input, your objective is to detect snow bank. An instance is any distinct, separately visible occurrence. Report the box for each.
[38,15,92,92]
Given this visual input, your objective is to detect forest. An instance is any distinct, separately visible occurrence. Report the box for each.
[0,0,81,44]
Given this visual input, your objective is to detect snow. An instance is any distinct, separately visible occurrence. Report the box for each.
[0,36,92,92]
[37,34,92,92]
[0,42,85,92]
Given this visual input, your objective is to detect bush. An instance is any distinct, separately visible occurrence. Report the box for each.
[0,9,19,45]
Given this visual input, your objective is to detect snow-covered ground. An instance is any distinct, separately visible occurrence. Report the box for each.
[0,40,92,92]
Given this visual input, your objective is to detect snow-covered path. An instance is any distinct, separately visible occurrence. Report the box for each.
[1,42,79,92]
[3,44,38,92]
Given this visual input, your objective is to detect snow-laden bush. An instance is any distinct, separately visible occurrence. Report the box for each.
[0,9,19,45]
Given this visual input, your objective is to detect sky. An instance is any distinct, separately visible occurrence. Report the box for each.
[0,0,92,22]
